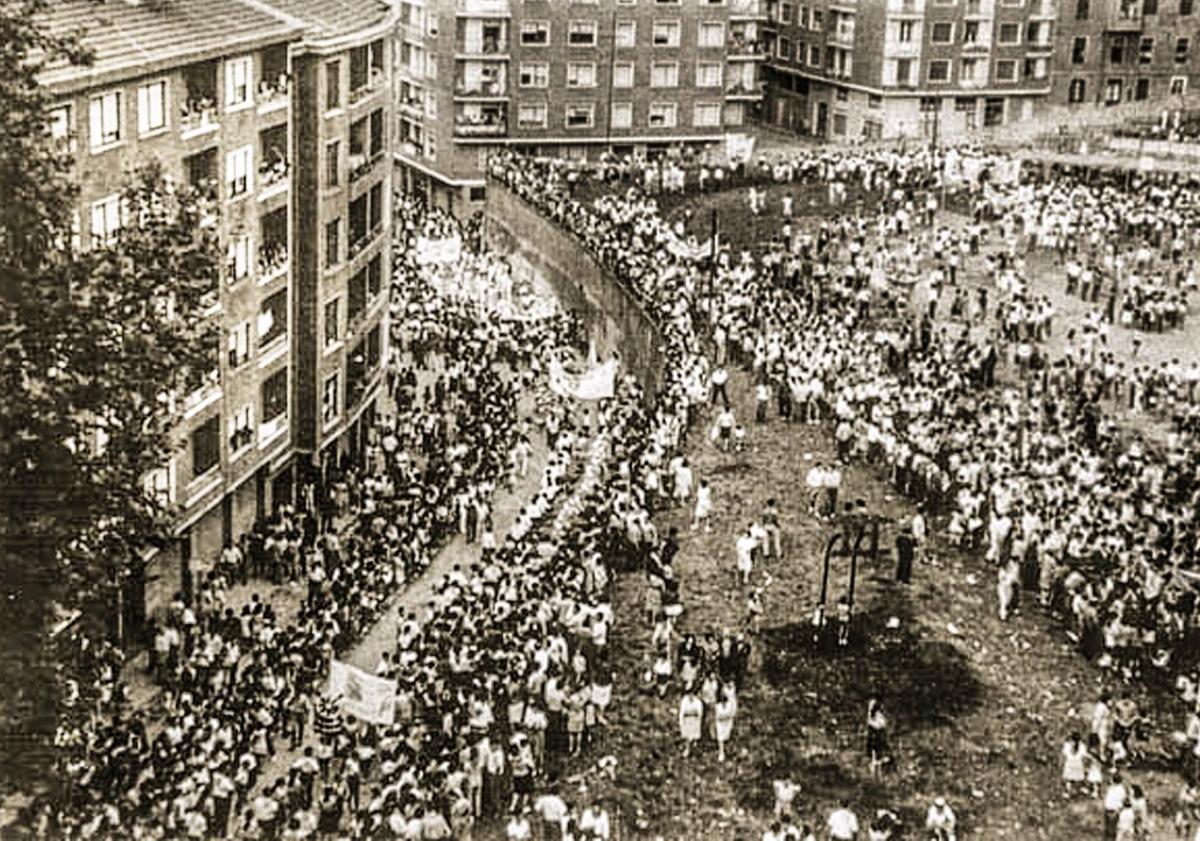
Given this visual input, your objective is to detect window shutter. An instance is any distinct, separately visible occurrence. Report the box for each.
[244,147,254,194]
[102,93,119,142]
[225,62,236,107]
[89,97,103,147]
[137,86,150,134]
[90,202,105,241]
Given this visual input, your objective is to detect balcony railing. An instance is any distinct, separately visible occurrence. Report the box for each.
[258,159,289,193]
[349,150,385,183]
[727,37,766,56]
[730,0,768,17]
[454,118,508,137]
[348,224,384,260]
[725,81,766,98]
[258,242,289,280]
[350,67,387,105]
[179,102,219,137]
[454,82,509,98]
[457,39,509,55]
[456,0,511,15]
[829,28,856,46]
[257,74,291,113]
[229,427,253,455]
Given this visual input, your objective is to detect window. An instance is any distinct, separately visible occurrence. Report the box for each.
[1110,40,1125,64]
[519,62,550,87]
[324,298,340,348]
[565,103,595,127]
[325,140,340,188]
[898,20,914,42]
[326,60,341,110]
[349,267,367,321]
[368,254,382,298]
[811,9,823,29]
[88,91,122,149]
[648,102,677,127]
[1143,0,1157,12]
[998,22,1020,44]
[652,20,681,46]
[136,81,166,135]
[963,20,979,43]
[928,59,950,81]
[225,57,252,109]
[955,96,977,111]
[651,61,679,87]
[143,461,176,506]
[698,21,724,47]
[229,405,253,455]
[1139,37,1154,63]
[1135,77,1150,99]
[322,373,340,426]
[258,289,287,347]
[1068,78,1087,102]
[47,104,72,150]
[995,59,1017,81]
[1170,76,1188,95]
[1072,36,1087,64]
[567,62,597,87]
[191,416,220,478]
[613,61,634,87]
[424,129,436,161]
[836,87,848,102]
[779,38,792,60]
[226,146,253,199]
[611,101,633,128]
[869,94,883,108]
[1105,78,1123,103]
[90,195,122,246]
[1183,0,1194,15]
[568,20,597,45]
[696,61,723,87]
[781,2,794,21]
[261,369,287,423]
[229,233,251,282]
[326,218,340,269]
[521,21,550,45]
[810,45,821,67]
[1177,37,1191,63]
[1075,0,1089,15]
[896,57,912,83]
[960,57,978,81]
[833,113,847,136]
[931,22,953,43]
[694,102,721,126]
[1024,57,1048,78]
[616,20,636,47]
[517,103,547,127]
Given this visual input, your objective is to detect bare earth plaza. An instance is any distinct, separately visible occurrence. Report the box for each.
[7,1,1200,840]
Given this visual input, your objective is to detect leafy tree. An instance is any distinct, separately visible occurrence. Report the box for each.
[0,0,221,808]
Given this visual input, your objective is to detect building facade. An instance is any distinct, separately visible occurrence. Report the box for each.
[39,0,396,631]
[762,0,1056,141]
[395,0,770,213]
[1050,0,1200,109]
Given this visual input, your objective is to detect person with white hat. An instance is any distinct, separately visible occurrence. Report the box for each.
[924,797,957,841]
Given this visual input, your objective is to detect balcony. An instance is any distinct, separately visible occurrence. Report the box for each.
[348,224,384,260]
[889,0,925,13]
[456,0,511,17]
[179,102,219,139]
[258,125,289,200]
[229,427,254,456]
[350,67,387,105]
[454,81,509,99]
[829,28,856,47]
[349,150,385,183]
[456,39,509,57]
[257,240,289,281]
[454,116,507,137]
[725,81,766,100]
[1106,0,1143,29]
[399,96,424,119]
[727,36,767,58]
[730,0,768,19]
[257,73,291,115]
[258,416,287,449]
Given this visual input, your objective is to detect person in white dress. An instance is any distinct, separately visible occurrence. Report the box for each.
[679,690,703,757]
[693,479,713,532]
[714,685,738,763]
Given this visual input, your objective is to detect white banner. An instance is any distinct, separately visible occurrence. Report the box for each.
[549,357,617,401]
[724,132,756,164]
[328,659,397,725]
[415,235,463,266]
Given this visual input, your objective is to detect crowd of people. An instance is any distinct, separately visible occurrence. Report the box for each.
[36,129,1200,841]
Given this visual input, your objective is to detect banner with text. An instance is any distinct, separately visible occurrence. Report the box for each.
[328,659,397,725]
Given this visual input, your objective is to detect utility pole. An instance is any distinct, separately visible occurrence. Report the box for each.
[707,206,718,335]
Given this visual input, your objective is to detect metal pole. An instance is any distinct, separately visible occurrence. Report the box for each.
[708,206,718,335]
[847,525,868,618]
[820,532,842,608]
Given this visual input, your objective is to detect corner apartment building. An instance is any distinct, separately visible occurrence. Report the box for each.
[38,0,395,633]
[395,0,770,213]
[1050,0,1200,108]
[761,0,1056,141]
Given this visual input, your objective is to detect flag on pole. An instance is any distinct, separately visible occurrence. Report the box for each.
[327,659,397,725]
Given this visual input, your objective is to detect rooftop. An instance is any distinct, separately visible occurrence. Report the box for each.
[37,0,303,92]
[260,0,397,42]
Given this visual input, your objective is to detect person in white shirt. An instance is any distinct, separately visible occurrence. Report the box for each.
[736,526,758,586]
[806,463,826,517]
[827,800,859,840]
[925,797,957,841]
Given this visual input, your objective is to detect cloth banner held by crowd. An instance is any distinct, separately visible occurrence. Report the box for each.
[724,132,756,165]
[549,346,617,401]
[415,235,463,266]
[327,658,397,725]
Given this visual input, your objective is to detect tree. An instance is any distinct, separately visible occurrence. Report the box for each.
[0,0,221,808]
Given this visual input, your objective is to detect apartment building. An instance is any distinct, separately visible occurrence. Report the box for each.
[39,0,396,631]
[395,0,770,213]
[1051,0,1200,108]
[762,0,1055,141]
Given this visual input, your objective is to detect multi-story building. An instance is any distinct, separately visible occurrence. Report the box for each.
[762,0,1056,140]
[39,0,396,632]
[395,0,770,213]
[1051,0,1200,109]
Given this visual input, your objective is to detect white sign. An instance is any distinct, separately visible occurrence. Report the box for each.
[328,659,397,725]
